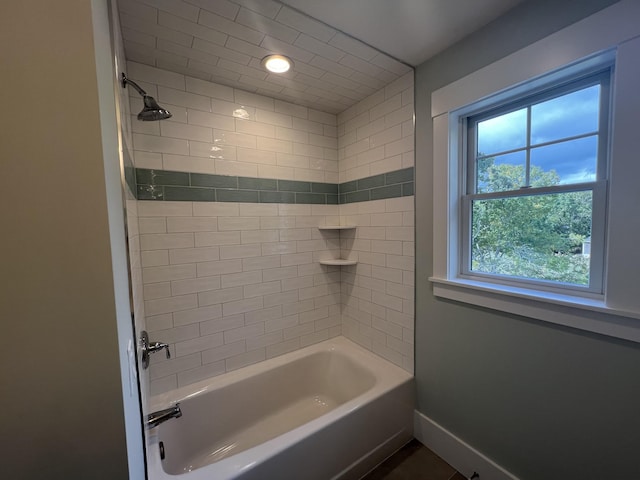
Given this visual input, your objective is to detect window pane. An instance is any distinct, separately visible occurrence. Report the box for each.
[476,151,526,193]
[477,108,527,156]
[471,191,593,286]
[531,85,600,145]
[530,136,598,186]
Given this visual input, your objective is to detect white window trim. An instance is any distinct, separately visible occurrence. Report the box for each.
[430,0,640,343]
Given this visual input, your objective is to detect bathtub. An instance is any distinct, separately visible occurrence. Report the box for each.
[146,337,414,480]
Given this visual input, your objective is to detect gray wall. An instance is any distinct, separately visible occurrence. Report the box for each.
[415,1,640,479]
[0,1,130,478]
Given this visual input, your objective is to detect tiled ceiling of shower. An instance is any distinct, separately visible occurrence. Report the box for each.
[117,0,412,114]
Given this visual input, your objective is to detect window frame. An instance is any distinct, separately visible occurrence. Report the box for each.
[459,70,611,297]
[428,0,640,343]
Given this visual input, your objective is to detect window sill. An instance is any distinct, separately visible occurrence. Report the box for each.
[429,276,640,343]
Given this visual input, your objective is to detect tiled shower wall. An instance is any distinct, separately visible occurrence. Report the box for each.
[338,73,415,372]
[139,201,343,394]
[126,61,339,182]
[129,62,414,393]
[129,61,343,394]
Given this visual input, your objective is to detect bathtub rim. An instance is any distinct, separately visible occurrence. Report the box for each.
[149,336,412,411]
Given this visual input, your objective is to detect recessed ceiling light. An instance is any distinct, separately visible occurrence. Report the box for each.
[262,54,293,73]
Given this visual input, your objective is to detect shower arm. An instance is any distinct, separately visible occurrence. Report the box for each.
[121,73,148,97]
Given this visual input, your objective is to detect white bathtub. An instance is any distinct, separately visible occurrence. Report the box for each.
[146,337,414,480]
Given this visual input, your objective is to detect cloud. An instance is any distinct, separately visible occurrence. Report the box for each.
[477,84,601,185]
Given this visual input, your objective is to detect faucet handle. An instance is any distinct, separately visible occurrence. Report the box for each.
[149,341,171,359]
[139,331,171,369]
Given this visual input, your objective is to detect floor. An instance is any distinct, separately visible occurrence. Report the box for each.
[362,439,468,480]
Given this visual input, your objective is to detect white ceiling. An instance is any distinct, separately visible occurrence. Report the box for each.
[281,0,525,66]
[117,0,523,113]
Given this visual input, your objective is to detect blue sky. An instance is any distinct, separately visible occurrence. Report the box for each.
[477,85,600,185]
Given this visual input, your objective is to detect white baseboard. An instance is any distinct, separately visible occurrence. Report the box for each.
[413,410,519,480]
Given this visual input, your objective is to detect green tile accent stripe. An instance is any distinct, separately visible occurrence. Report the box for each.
[339,167,414,204]
[135,167,413,204]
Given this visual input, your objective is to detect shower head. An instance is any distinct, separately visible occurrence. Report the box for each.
[121,73,172,121]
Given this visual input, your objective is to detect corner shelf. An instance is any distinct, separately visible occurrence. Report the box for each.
[317,225,356,230]
[318,225,357,266]
[319,259,358,266]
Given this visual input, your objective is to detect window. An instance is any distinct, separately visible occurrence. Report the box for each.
[461,72,610,296]
[429,1,640,342]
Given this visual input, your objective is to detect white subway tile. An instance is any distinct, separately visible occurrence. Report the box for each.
[194,231,241,247]
[215,159,258,177]
[144,282,172,300]
[258,164,294,180]
[300,329,329,347]
[236,119,276,138]
[167,217,217,233]
[264,313,298,333]
[385,196,414,213]
[139,217,167,234]
[372,340,403,367]
[236,147,277,165]
[143,264,196,284]
[142,250,169,268]
[185,76,234,101]
[261,216,296,229]
[198,286,243,307]
[244,281,282,298]
[274,99,308,119]
[276,127,309,144]
[127,61,185,90]
[140,233,194,250]
[193,202,239,217]
[147,313,174,332]
[282,275,313,292]
[261,241,296,255]
[225,348,266,372]
[242,255,280,271]
[145,293,198,316]
[175,333,224,357]
[177,361,226,387]
[223,296,264,316]
[255,109,293,128]
[139,201,193,217]
[245,305,283,325]
[280,252,312,266]
[134,151,164,169]
[173,304,223,326]
[386,254,414,271]
[219,243,263,260]
[171,275,221,296]
[234,90,275,111]
[200,314,245,335]
[201,341,245,364]
[158,86,211,111]
[385,135,414,157]
[218,216,260,231]
[263,290,299,308]
[244,329,283,351]
[283,322,315,340]
[196,259,243,277]
[215,128,256,147]
[266,338,300,359]
[134,133,189,155]
[188,109,235,130]
[150,353,201,380]
[257,137,293,154]
[293,142,324,158]
[221,270,262,288]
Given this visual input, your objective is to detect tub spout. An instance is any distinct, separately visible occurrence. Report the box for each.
[147,404,182,429]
